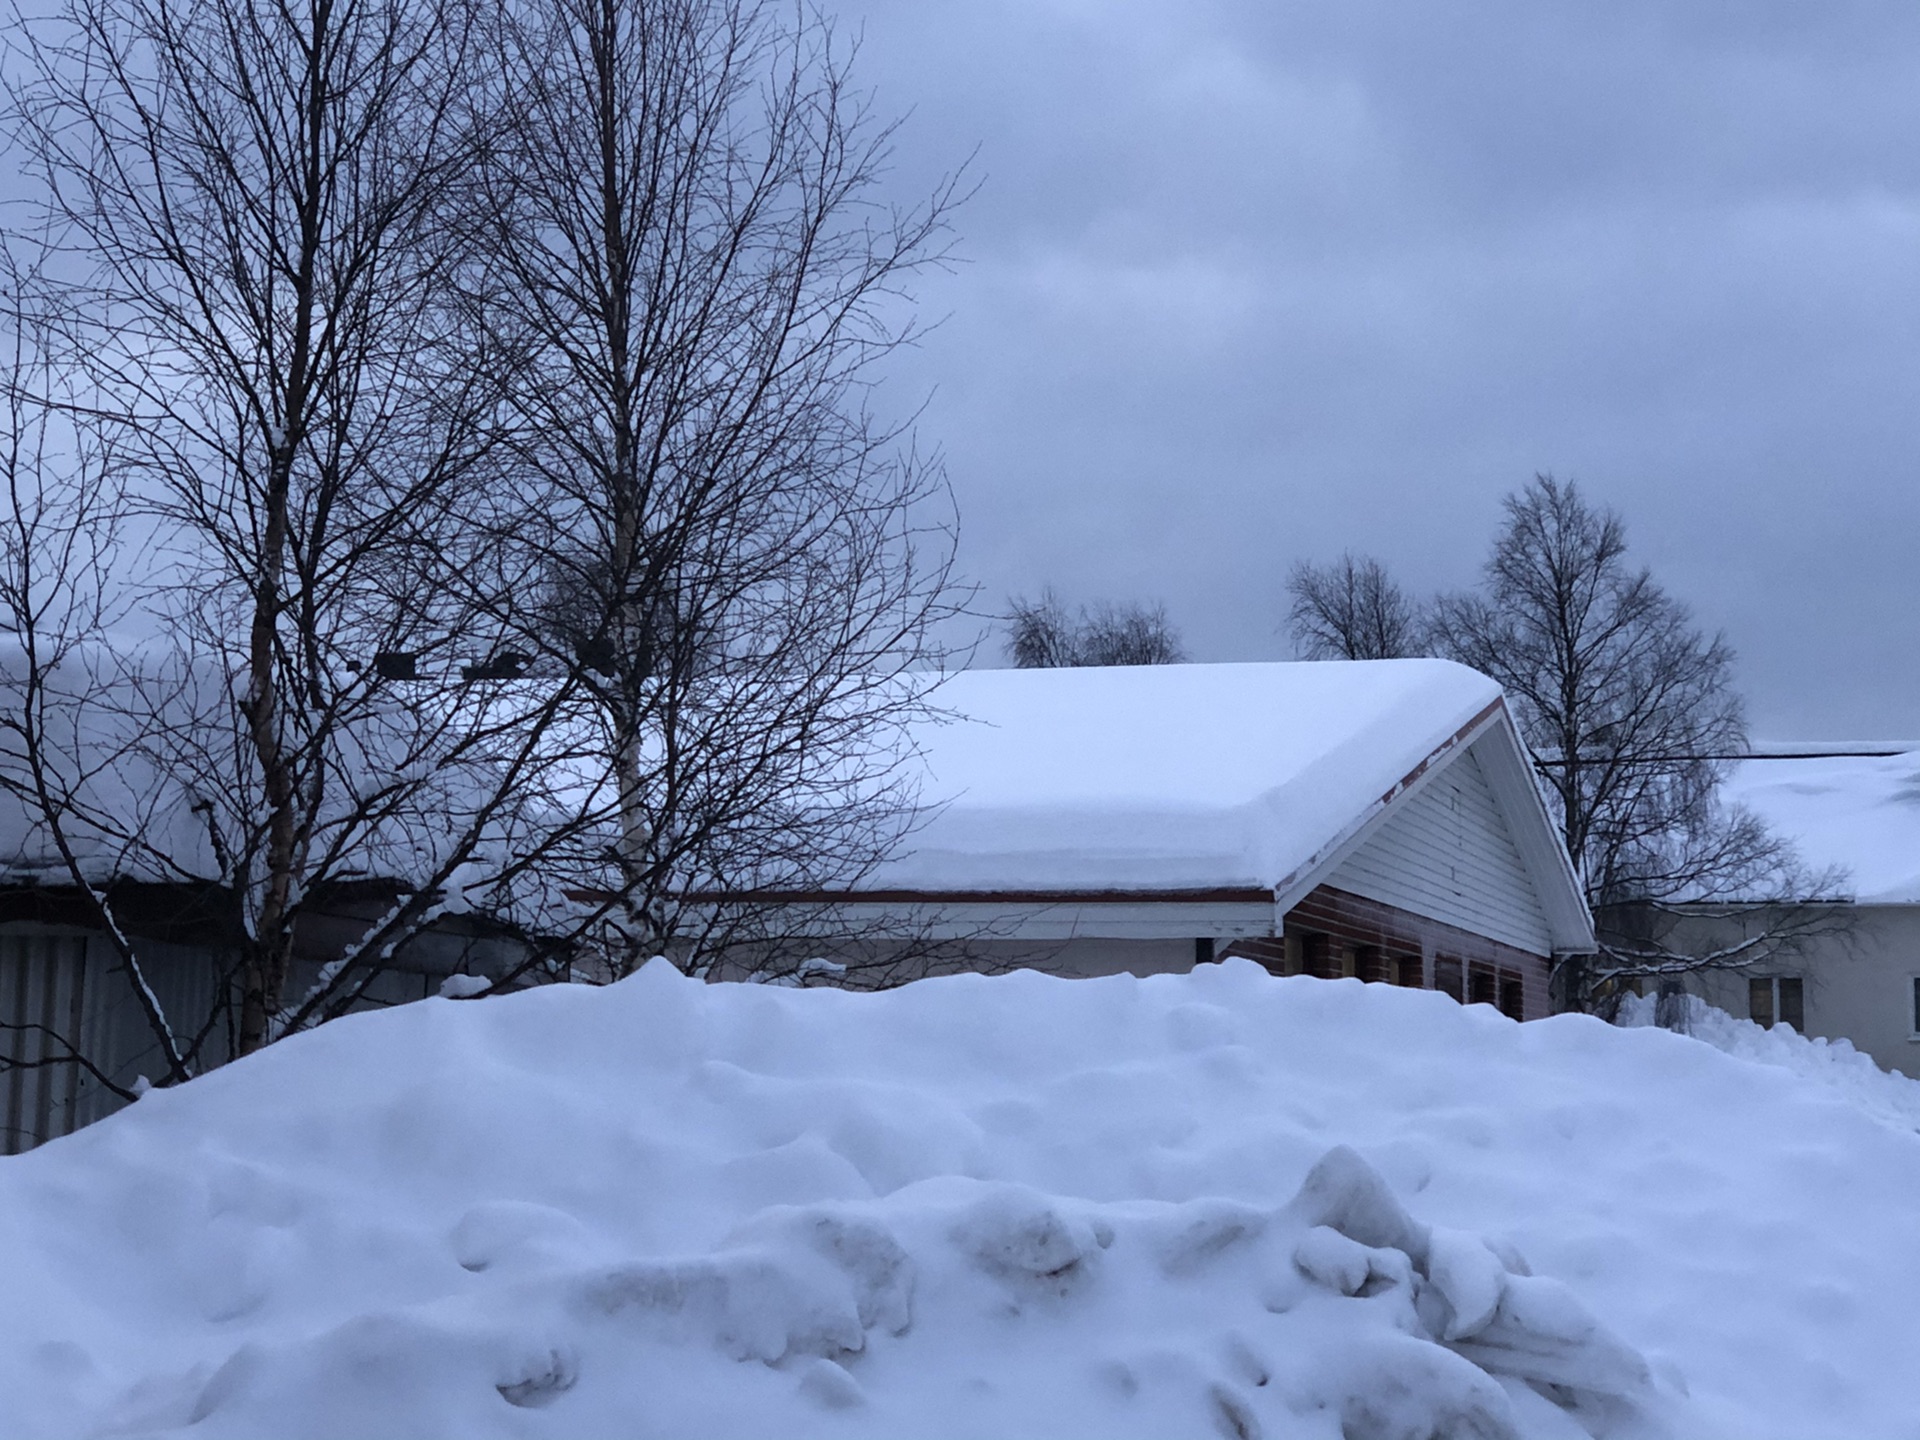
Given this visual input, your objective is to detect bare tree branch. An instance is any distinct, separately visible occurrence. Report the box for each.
[5,0,614,1062]
[1429,476,1826,1011]
[450,0,971,977]
[1286,553,1425,660]
[1005,587,1185,667]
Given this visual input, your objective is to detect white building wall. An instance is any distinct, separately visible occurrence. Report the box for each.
[1673,905,1920,1079]
[1325,746,1555,957]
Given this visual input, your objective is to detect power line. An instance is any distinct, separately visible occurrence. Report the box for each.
[1532,748,1910,768]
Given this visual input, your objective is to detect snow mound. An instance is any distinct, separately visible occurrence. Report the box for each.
[1618,992,1920,1135]
[5,961,1918,1440]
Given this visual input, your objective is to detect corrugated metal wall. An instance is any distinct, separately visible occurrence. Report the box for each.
[1,930,237,1156]
[3,921,525,1155]
[0,932,94,1155]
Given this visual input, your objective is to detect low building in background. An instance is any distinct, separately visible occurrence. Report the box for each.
[1654,748,1920,1078]
[0,884,537,1156]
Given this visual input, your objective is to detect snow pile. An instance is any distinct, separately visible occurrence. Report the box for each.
[6,961,1920,1439]
[1618,992,1920,1135]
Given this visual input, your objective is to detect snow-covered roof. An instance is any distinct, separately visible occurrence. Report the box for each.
[1722,751,1920,904]
[872,659,1510,895]
[1,641,1589,938]
[0,639,555,895]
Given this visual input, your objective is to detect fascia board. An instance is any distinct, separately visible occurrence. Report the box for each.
[1268,699,1597,957]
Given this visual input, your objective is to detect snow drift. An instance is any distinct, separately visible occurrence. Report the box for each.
[4,961,1917,1439]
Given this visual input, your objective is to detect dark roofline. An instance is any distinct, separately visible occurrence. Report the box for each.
[563,886,1275,907]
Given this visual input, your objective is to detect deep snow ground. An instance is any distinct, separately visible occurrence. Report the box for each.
[4,961,1918,1440]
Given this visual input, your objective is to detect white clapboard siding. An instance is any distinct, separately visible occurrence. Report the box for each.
[1325,745,1554,956]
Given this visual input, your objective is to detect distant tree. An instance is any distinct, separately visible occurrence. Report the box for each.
[1429,476,1843,1012]
[1286,553,1425,660]
[1005,590,1079,669]
[1005,589,1186,667]
[1078,600,1186,666]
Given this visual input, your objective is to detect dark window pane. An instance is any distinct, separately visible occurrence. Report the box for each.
[1434,957,1464,1003]
[1355,946,1389,984]
[1778,977,1803,1032]
[1749,977,1774,1028]
[1395,955,1423,988]
[1468,966,1497,1007]
[1913,977,1920,1035]
[1498,972,1526,1021]
[1301,934,1335,980]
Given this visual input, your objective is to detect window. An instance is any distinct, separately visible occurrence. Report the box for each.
[1910,976,1920,1038]
[1355,945,1390,984]
[1433,956,1464,1003]
[1749,975,1804,1032]
[1467,964,1498,1007]
[1299,933,1336,979]
[1393,955,1423,988]
[1497,971,1526,1021]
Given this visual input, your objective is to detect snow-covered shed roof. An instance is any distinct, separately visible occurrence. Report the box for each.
[866,660,1592,952]
[1721,750,1920,904]
[0,639,536,893]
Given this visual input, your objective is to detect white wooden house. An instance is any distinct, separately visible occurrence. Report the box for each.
[714,660,1596,1013]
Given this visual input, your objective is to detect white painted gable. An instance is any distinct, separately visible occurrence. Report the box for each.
[1325,739,1554,956]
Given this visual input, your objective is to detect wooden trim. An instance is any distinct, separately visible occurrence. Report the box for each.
[1226,883,1551,1020]
[1374,697,1508,810]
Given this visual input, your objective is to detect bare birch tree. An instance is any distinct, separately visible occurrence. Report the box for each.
[0,240,186,1099]
[455,0,966,977]
[1428,476,1844,1011]
[5,0,597,1066]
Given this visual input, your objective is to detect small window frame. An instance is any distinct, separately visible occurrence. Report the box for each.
[1749,974,1804,1033]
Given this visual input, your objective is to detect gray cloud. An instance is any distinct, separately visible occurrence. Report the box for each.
[852,0,1920,737]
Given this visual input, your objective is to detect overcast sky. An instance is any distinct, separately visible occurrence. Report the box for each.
[847,0,1920,739]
